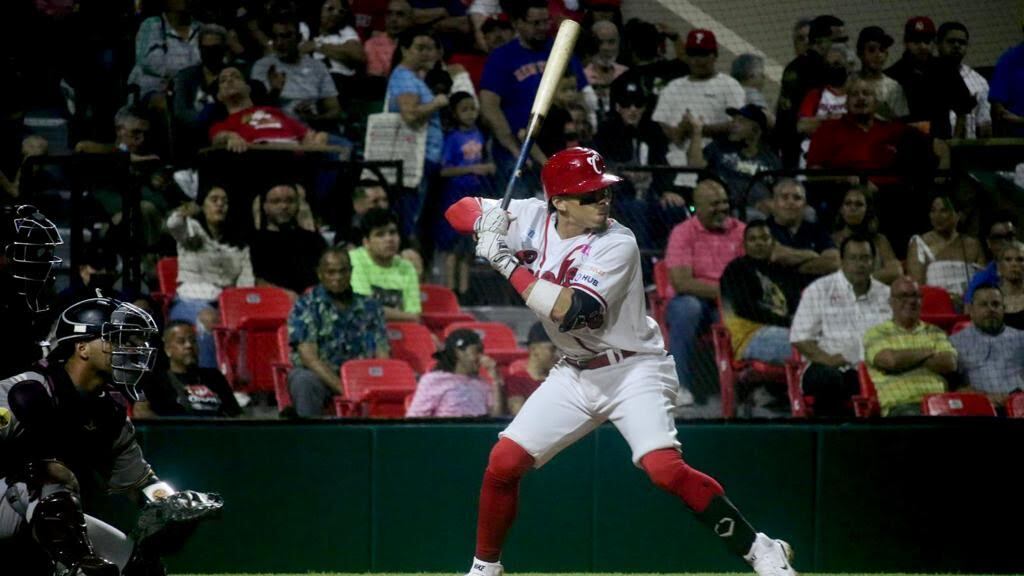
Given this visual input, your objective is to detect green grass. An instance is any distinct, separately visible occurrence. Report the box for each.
[177,573,1015,576]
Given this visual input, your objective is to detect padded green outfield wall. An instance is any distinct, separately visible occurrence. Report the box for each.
[96,421,1024,573]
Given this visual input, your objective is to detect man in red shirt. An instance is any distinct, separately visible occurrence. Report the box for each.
[209,67,327,152]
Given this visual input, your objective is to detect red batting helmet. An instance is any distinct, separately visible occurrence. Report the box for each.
[541,147,623,201]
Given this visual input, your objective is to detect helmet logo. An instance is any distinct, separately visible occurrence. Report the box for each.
[585,150,602,174]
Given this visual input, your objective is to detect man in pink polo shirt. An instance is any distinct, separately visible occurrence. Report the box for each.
[665,179,745,404]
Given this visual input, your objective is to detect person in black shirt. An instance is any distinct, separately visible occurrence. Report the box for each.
[766,179,839,286]
[250,182,327,298]
[134,321,241,418]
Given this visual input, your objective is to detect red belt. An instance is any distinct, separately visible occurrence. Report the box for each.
[564,350,636,370]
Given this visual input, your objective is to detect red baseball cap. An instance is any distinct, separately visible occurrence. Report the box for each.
[686,28,717,52]
[904,16,936,42]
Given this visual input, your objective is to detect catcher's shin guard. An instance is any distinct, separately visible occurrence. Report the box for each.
[29,491,117,575]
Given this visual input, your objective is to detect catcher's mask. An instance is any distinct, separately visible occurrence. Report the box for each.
[51,297,158,399]
[2,204,63,312]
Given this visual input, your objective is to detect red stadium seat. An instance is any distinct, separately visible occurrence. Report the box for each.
[647,260,671,342]
[710,323,792,418]
[336,359,417,418]
[419,284,476,334]
[785,360,812,417]
[1006,393,1024,418]
[151,257,178,320]
[921,392,997,416]
[271,324,293,412]
[214,287,293,392]
[950,320,971,335]
[386,322,437,374]
[920,285,969,333]
[506,357,530,377]
[852,362,881,418]
[442,321,528,366]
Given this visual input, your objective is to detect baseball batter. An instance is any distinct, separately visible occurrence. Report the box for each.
[445,147,796,576]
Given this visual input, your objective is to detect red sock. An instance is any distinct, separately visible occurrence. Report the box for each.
[475,438,534,562]
[640,448,723,512]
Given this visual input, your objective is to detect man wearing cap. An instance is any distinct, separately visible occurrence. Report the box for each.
[938,21,992,139]
[652,28,745,189]
[856,26,909,121]
[504,322,559,415]
[776,15,846,169]
[688,104,781,218]
[886,16,974,138]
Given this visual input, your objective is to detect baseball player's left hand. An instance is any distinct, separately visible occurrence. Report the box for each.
[476,230,519,279]
[475,205,512,235]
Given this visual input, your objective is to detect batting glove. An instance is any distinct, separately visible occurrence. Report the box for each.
[476,230,519,279]
[474,205,511,235]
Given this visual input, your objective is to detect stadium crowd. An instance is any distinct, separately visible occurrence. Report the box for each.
[2,0,1024,419]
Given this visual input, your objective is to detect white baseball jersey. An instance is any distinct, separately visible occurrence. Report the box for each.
[479,197,664,359]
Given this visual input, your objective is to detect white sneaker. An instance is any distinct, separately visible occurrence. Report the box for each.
[465,557,504,576]
[744,532,796,576]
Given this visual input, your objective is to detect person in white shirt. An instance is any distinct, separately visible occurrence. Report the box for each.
[790,234,892,417]
[652,28,745,188]
[938,21,992,138]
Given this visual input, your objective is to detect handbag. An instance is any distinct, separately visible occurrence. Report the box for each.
[363,92,427,188]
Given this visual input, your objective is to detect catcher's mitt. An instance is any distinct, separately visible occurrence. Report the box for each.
[132,490,223,547]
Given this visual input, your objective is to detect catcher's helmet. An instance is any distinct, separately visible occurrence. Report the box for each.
[541,147,623,201]
[50,297,158,399]
[2,204,63,312]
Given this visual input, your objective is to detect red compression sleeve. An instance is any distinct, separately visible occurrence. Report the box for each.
[445,197,484,234]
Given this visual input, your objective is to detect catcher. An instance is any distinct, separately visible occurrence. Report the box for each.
[0,297,222,575]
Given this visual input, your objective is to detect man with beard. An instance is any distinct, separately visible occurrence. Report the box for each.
[172,24,234,157]
[951,283,1024,406]
[250,182,327,299]
[937,21,992,138]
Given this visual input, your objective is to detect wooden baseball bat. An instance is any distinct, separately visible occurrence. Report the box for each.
[500,19,581,210]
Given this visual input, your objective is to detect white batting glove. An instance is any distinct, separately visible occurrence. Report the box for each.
[476,230,519,279]
[474,205,511,235]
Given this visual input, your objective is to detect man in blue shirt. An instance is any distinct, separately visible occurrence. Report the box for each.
[479,0,589,198]
[991,24,1024,136]
[965,213,1016,303]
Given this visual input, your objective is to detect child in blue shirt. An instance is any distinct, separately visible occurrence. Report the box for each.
[438,92,495,297]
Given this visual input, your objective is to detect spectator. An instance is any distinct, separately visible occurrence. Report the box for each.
[313,0,367,102]
[832,186,903,285]
[128,0,202,108]
[766,179,839,281]
[885,16,974,139]
[438,92,493,297]
[351,0,389,40]
[172,24,232,156]
[731,53,771,112]
[536,69,586,156]
[406,328,503,417]
[345,178,390,245]
[287,247,390,417]
[54,244,121,315]
[938,22,992,138]
[166,185,253,369]
[720,219,801,364]
[797,44,853,166]
[951,284,1024,404]
[863,277,957,415]
[791,17,811,58]
[994,242,1024,329]
[990,24,1024,136]
[585,20,628,121]
[349,208,421,321]
[209,66,328,151]
[479,0,589,196]
[966,213,1017,303]
[618,18,688,100]
[652,28,745,188]
[250,183,328,298]
[664,179,745,403]
[365,0,413,78]
[504,322,558,416]
[687,104,780,217]
[480,16,514,53]
[855,26,908,121]
[907,194,985,301]
[776,14,846,168]
[133,320,242,418]
[790,234,892,417]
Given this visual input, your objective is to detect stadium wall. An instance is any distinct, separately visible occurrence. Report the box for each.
[99,421,1024,573]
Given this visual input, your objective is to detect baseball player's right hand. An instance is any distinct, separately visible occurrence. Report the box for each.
[476,230,519,279]
[474,205,511,235]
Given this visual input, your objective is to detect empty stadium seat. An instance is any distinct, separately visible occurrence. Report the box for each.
[950,320,972,335]
[648,260,671,342]
[852,362,881,418]
[214,287,293,392]
[711,323,791,418]
[442,321,528,366]
[506,357,530,377]
[271,324,293,412]
[336,359,417,418]
[921,392,997,417]
[419,284,476,334]
[920,285,969,333]
[386,322,437,374]
[151,257,178,319]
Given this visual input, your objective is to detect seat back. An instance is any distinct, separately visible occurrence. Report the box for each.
[341,359,418,418]
[1006,393,1024,418]
[217,287,292,391]
[654,260,672,300]
[272,324,293,410]
[420,284,462,314]
[219,287,293,329]
[506,358,530,376]
[443,321,519,350]
[853,362,881,417]
[156,257,178,296]
[950,320,971,335]
[386,322,437,374]
[921,285,956,315]
[922,392,997,416]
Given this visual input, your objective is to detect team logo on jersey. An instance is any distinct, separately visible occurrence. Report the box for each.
[516,249,538,264]
[0,407,10,429]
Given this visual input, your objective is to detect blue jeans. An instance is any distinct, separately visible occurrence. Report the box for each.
[739,326,793,364]
[666,295,717,395]
[168,297,218,369]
